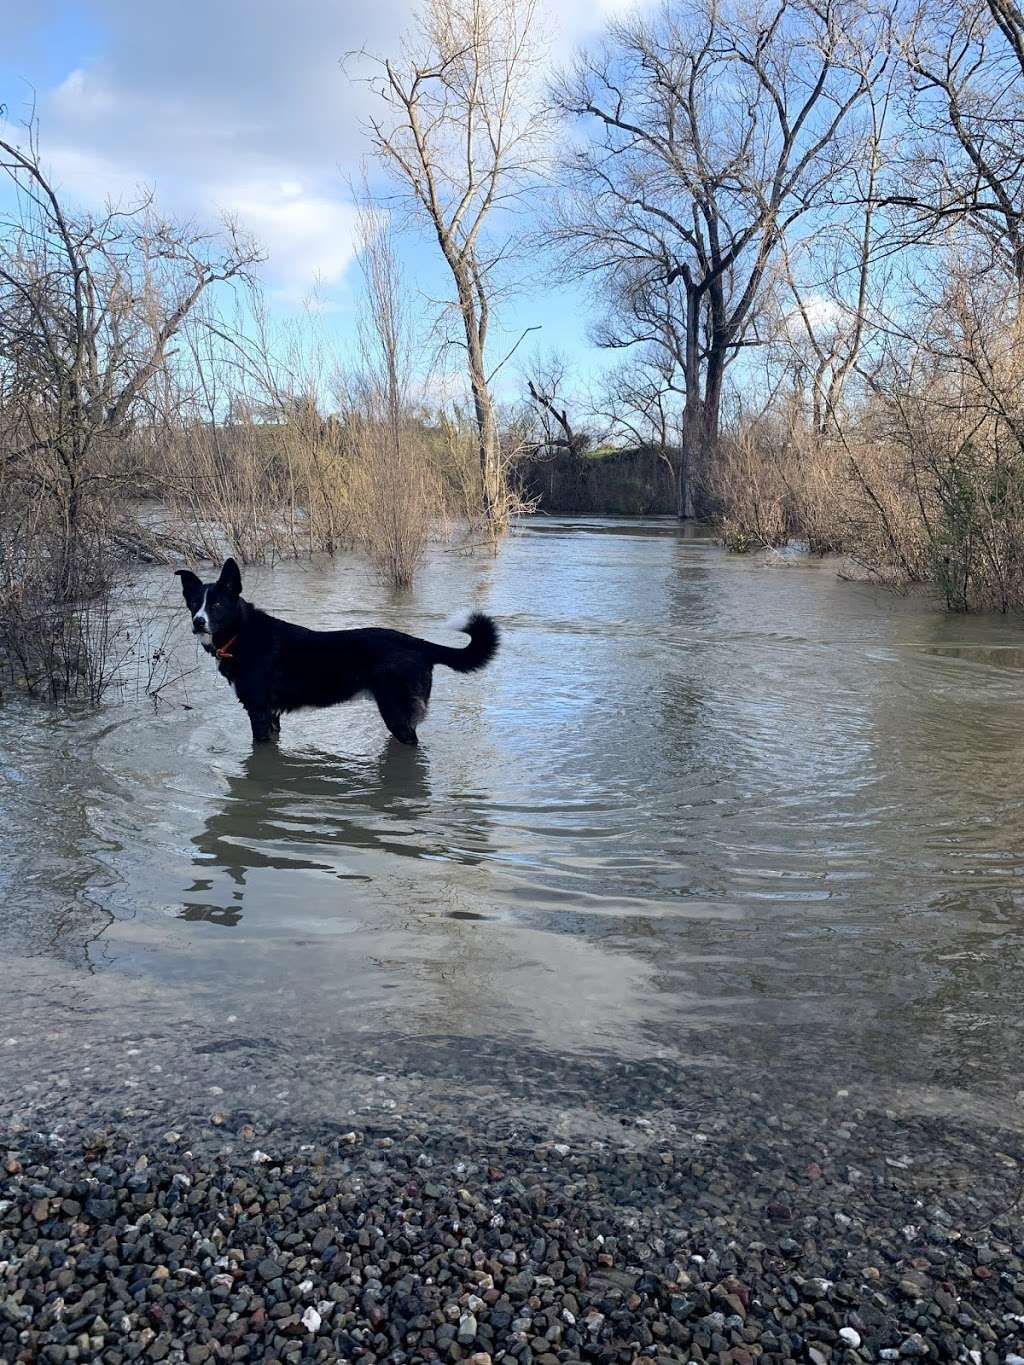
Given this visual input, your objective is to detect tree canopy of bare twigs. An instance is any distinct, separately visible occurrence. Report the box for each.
[552,0,888,515]
[523,352,595,460]
[776,41,900,437]
[0,124,261,584]
[350,0,550,532]
[895,0,1024,289]
[0,121,261,699]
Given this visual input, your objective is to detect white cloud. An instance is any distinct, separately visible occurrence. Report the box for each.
[784,293,845,340]
[40,140,149,206]
[7,0,651,305]
[16,0,409,300]
[53,67,116,116]
[221,180,361,295]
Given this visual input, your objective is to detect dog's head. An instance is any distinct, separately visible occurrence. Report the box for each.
[175,558,243,649]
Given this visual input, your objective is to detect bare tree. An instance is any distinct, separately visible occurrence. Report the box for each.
[351,0,548,530]
[779,49,899,435]
[0,124,260,586]
[523,352,594,459]
[553,0,885,515]
[599,354,678,457]
[594,346,689,508]
[590,277,698,513]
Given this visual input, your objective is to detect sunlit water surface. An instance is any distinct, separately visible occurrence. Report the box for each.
[3,519,1024,1131]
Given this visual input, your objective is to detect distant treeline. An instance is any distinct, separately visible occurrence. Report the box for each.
[517,447,679,516]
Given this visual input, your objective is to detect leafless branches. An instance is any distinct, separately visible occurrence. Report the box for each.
[340,205,441,588]
[350,0,549,532]
[523,352,596,460]
[894,0,1024,288]
[0,123,260,566]
[552,0,888,515]
[0,120,260,696]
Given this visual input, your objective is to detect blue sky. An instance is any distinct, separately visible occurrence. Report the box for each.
[0,0,638,405]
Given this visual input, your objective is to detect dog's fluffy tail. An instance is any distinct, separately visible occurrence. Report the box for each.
[432,612,500,673]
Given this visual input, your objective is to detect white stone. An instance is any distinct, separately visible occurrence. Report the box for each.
[301,1306,322,1333]
[457,1312,478,1344]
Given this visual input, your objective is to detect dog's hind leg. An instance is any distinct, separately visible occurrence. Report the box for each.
[373,683,421,746]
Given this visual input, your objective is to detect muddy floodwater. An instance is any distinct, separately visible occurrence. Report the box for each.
[3,517,1024,1137]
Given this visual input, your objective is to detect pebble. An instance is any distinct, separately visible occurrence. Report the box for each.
[900,1334,930,1356]
[1,1100,1022,1365]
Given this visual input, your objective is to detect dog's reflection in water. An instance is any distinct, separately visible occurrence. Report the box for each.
[181,739,437,927]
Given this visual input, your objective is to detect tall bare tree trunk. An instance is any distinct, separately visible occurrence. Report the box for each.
[457,276,501,523]
[354,0,547,535]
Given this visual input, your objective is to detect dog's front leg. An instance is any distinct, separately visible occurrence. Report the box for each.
[248,707,279,744]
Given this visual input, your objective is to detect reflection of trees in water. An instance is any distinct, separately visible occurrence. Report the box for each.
[486,534,721,1052]
[603,545,1024,1095]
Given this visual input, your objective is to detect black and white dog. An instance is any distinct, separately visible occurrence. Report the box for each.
[175,558,499,745]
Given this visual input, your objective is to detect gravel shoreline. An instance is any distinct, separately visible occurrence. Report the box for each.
[3,1101,1024,1365]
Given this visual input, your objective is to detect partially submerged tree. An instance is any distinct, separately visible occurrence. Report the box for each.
[0,123,260,700]
[352,0,549,532]
[553,0,886,515]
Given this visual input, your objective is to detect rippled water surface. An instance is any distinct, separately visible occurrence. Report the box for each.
[4,518,1024,1126]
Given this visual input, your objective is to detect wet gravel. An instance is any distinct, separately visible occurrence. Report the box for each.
[3,1098,1024,1365]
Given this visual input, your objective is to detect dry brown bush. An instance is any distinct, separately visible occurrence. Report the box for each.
[151,406,349,567]
[148,294,350,566]
[342,409,440,587]
[713,261,1024,611]
[714,410,935,577]
[334,207,443,587]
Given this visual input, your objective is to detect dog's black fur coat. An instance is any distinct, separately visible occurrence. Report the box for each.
[175,558,498,744]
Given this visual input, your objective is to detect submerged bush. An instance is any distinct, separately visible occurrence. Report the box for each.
[712,267,1024,613]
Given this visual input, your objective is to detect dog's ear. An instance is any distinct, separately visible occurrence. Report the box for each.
[218,557,242,597]
[175,569,201,600]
